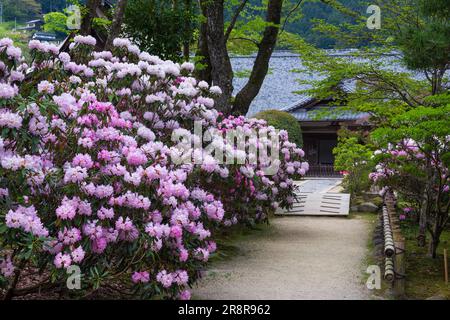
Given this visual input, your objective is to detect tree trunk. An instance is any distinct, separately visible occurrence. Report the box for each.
[232,0,283,115]
[3,260,25,301]
[182,0,192,61]
[105,0,128,50]
[80,0,101,36]
[428,222,442,259]
[199,0,234,112]
[417,190,428,247]
[195,15,212,83]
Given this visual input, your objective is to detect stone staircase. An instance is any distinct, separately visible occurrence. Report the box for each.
[276,179,350,216]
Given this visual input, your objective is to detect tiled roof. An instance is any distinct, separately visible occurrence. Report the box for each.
[281,80,357,113]
[281,96,316,112]
[290,107,370,122]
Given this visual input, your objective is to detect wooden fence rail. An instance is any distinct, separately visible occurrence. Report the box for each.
[382,189,406,298]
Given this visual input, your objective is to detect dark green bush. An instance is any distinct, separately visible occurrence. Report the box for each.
[253,110,303,147]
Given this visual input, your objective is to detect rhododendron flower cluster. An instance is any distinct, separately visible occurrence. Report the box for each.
[0,36,307,300]
[369,139,449,189]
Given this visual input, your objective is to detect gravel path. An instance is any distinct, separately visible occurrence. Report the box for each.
[192,216,370,300]
[297,178,343,193]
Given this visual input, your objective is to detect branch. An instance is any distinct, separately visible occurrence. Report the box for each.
[280,0,304,34]
[105,0,129,50]
[224,0,250,42]
[229,37,260,47]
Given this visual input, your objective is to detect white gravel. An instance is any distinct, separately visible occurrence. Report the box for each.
[192,216,371,300]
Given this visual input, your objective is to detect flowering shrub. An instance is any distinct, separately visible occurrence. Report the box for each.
[333,135,374,196]
[0,36,307,299]
[369,106,449,257]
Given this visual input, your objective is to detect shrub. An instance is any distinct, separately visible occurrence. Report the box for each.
[253,110,303,147]
[0,36,307,299]
[370,106,450,258]
[333,136,374,196]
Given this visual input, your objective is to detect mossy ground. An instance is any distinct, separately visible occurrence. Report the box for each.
[400,220,450,299]
[355,210,450,300]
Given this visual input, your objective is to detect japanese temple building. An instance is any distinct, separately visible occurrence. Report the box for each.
[281,87,371,177]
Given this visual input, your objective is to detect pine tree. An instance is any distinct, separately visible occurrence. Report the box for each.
[396,0,450,94]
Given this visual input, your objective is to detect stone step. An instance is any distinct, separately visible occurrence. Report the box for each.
[277,193,350,216]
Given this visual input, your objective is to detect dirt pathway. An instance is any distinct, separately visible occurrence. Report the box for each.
[192,216,371,300]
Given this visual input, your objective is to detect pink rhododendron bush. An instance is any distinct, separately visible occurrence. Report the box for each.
[369,106,449,258]
[0,36,307,299]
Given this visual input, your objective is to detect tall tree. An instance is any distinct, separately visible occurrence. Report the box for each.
[37,0,68,13]
[198,0,235,112]
[80,0,101,36]
[2,0,41,22]
[395,0,450,95]
[232,0,283,114]
[198,0,285,114]
[105,0,128,50]
[123,0,196,61]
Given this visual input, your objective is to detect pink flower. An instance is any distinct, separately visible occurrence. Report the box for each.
[71,246,85,263]
[0,110,23,128]
[156,270,173,288]
[56,202,77,220]
[194,248,210,262]
[54,253,72,269]
[58,227,82,245]
[126,149,148,166]
[53,93,79,117]
[74,35,97,46]
[207,241,217,253]
[97,207,115,220]
[172,270,189,285]
[72,154,94,169]
[5,205,48,237]
[37,80,54,94]
[170,225,183,238]
[0,83,18,99]
[179,248,189,262]
[64,166,88,184]
[203,201,224,221]
[0,256,15,277]
[178,289,191,300]
[92,237,108,254]
[131,271,150,284]
[403,207,413,214]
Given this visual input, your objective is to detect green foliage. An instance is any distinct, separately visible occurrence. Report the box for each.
[123,0,197,61]
[333,134,374,195]
[92,17,111,35]
[253,109,303,147]
[37,0,69,14]
[370,105,450,257]
[1,0,41,22]
[371,105,450,147]
[289,0,368,49]
[420,0,450,18]
[394,0,450,94]
[43,12,70,37]
[234,68,273,78]
[235,0,368,50]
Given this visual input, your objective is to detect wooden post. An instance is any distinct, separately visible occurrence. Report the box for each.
[393,236,406,297]
[444,249,448,284]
